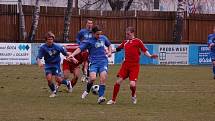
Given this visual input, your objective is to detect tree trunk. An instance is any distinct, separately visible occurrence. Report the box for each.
[124,0,133,11]
[63,0,73,42]
[75,0,78,10]
[28,0,40,43]
[172,0,185,44]
[18,0,26,41]
[108,0,124,11]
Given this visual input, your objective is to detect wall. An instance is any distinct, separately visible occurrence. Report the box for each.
[0,43,210,65]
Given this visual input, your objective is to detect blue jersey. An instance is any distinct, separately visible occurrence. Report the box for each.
[76,28,92,44]
[208,33,215,53]
[37,43,67,66]
[79,35,111,62]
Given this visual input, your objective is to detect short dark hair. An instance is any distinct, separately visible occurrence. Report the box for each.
[92,25,102,33]
[86,18,93,23]
[126,27,135,33]
[45,31,55,40]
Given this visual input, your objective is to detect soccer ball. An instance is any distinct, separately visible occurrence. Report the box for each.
[91,85,99,95]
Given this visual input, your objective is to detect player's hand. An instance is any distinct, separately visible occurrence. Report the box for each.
[151,54,158,59]
[68,56,79,64]
[38,62,44,68]
[107,52,112,57]
[209,43,215,50]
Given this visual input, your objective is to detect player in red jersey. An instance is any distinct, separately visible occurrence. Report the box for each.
[107,27,158,104]
[62,44,88,92]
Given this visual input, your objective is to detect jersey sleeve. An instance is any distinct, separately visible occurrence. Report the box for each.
[117,40,126,49]
[59,45,68,56]
[76,30,83,44]
[103,35,111,47]
[79,39,90,51]
[208,34,214,45]
[138,39,148,53]
[36,46,44,60]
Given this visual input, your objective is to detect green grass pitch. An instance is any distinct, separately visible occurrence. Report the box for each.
[0,65,215,121]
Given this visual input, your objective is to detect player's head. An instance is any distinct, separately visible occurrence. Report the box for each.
[126,27,135,40]
[92,25,102,39]
[45,31,55,46]
[85,18,93,30]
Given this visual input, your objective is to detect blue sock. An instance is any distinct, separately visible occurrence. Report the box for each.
[213,66,215,75]
[61,79,68,85]
[49,83,55,92]
[98,85,105,97]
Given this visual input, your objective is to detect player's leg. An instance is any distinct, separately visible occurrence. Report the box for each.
[97,71,107,104]
[81,60,89,82]
[128,63,140,104]
[61,60,72,92]
[212,60,215,79]
[81,62,97,99]
[97,60,109,104]
[106,77,124,104]
[71,67,81,88]
[45,68,58,97]
[81,51,89,82]
[81,72,96,99]
[210,53,215,79]
[107,62,128,104]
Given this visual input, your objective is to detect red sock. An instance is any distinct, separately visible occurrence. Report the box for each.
[112,83,120,101]
[130,86,136,97]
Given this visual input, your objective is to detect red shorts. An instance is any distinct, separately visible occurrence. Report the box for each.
[117,62,140,81]
[62,59,80,73]
[81,51,89,62]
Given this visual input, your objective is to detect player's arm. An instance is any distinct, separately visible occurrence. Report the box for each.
[104,35,112,57]
[112,40,125,53]
[106,45,112,57]
[208,35,215,50]
[36,47,44,68]
[76,30,82,44]
[112,47,123,53]
[138,40,158,59]
[60,45,70,57]
[69,40,89,63]
[144,51,158,59]
[67,48,81,64]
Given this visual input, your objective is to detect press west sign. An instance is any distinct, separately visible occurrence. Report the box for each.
[158,45,189,65]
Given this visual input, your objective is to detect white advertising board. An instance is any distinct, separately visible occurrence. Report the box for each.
[0,43,31,65]
[158,45,189,65]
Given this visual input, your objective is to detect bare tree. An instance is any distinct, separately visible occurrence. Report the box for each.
[108,0,134,11]
[79,0,134,11]
[18,0,27,41]
[173,0,185,44]
[124,0,133,11]
[28,0,40,43]
[108,0,124,11]
[63,0,73,42]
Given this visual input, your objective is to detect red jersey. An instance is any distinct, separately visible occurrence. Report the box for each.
[117,38,147,63]
[64,44,79,53]
[64,44,83,65]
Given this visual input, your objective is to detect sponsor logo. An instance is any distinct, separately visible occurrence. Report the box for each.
[18,44,30,51]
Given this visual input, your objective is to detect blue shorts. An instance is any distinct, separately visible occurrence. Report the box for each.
[44,63,62,76]
[89,59,108,74]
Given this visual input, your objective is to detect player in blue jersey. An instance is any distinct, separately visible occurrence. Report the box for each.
[208,26,215,79]
[36,31,72,97]
[76,18,93,44]
[69,25,112,104]
[76,18,94,82]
